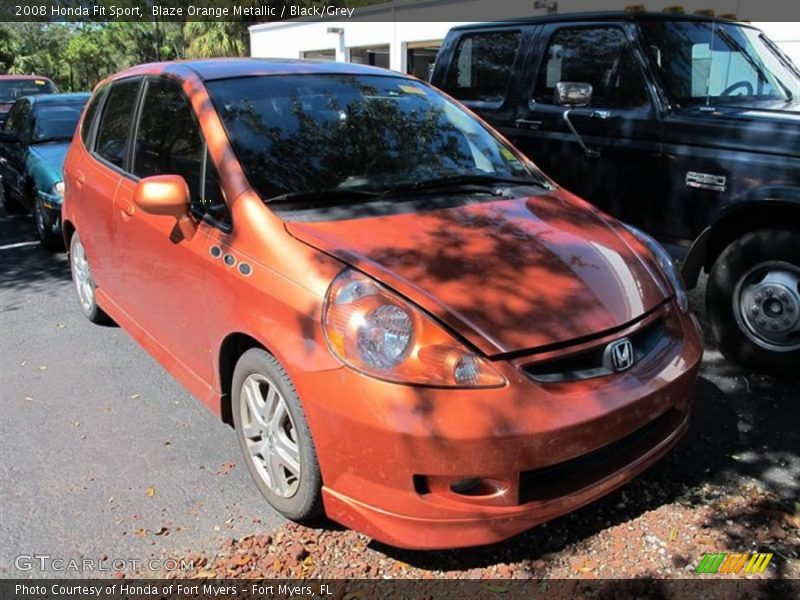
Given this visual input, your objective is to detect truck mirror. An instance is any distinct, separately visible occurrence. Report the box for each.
[554,82,593,107]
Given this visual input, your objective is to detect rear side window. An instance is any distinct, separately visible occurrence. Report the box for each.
[81,86,106,146]
[443,31,521,104]
[95,79,140,169]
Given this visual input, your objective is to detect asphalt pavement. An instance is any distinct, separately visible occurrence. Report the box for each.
[0,202,284,578]
[0,197,797,578]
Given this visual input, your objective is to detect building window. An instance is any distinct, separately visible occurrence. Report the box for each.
[302,49,335,61]
[407,42,441,81]
[349,46,390,69]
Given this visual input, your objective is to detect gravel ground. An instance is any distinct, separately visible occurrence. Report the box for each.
[138,286,800,583]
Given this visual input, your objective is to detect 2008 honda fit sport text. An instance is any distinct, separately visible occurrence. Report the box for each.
[62,59,703,549]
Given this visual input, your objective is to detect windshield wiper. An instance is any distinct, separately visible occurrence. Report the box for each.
[380,174,548,197]
[266,188,383,205]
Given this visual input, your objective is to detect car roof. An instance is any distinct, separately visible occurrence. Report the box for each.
[450,10,754,30]
[28,92,90,105]
[110,58,408,83]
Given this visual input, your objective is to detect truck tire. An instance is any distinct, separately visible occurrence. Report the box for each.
[707,229,800,381]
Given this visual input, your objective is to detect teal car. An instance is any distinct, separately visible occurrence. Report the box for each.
[0,93,89,250]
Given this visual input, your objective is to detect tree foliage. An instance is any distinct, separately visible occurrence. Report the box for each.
[0,0,390,91]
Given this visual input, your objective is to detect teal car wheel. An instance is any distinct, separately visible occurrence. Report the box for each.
[33,192,63,251]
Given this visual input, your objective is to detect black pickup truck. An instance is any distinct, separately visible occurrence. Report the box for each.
[431,12,800,379]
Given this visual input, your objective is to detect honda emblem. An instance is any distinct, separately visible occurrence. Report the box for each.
[607,338,634,372]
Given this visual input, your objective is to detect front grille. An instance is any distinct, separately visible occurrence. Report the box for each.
[518,409,682,504]
[523,317,666,383]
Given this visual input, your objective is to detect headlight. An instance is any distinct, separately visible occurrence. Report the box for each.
[53,181,65,196]
[323,268,506,388]
[624,224,689,313]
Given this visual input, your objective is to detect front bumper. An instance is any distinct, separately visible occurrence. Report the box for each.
[293,303,703,549]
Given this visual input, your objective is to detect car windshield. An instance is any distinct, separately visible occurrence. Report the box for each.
[640,21,800,106]
[0,79,57,103]
[206,74,538,202]
[32,103,85,143]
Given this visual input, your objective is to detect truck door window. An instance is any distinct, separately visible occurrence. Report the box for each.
[534,27,649,108]
[443,30,521,104]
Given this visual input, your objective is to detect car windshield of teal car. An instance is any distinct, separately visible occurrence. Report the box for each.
[32,104,84,143]
[0,79,57,103]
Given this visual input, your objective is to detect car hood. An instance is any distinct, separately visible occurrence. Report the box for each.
[286,193,670,356]
[30,141,70,177]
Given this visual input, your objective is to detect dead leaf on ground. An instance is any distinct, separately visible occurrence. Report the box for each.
[146,486,156,497]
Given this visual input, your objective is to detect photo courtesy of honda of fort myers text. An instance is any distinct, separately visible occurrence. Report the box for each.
[0,0,799,598]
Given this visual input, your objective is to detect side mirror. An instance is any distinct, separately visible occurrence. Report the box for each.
[0,130,20,144]
[133,174,197,241]
[554,82,593,107]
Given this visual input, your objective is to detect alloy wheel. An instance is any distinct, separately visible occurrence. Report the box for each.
[239,373,301,498]
[71,237,95,312]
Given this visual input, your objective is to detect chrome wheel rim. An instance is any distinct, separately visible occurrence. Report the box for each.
[34,199,45,237]
[240,373,301,498]
[71,238,95,311]
[733,261,800,353]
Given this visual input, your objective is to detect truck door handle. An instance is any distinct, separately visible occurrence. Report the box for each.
[563,110,602,159]
[514,118,542,130]
[118,198,135,217]
[75,170,86,188]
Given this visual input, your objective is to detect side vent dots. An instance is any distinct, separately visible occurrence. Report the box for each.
[211,245,250,277]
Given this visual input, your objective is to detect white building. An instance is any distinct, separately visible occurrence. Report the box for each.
[249,0,799,78]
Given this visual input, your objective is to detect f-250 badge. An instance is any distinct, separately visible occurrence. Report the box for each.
[686,171,727,192]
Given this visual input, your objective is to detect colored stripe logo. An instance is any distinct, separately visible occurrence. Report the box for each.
[696,552,773,574]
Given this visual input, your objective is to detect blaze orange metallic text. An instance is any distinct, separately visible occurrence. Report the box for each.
[62,59,703,549]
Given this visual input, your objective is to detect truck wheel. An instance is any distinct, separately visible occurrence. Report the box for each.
[232,348,323,521]
[707,229,800,380]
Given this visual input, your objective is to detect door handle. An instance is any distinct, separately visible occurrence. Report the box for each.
[514,118,542,130]
[0,157,7,165]
[562,110,601,159]
[118,198,135,217]
[75,170,86,188]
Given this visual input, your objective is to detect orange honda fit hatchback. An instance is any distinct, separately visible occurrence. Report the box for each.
[63,59,703,549]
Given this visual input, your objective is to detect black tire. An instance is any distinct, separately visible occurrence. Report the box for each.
[232,348,323,522]
[707,229,800,381]
[33,193,64,252]
[69,231,110,325]
[1,181,27,215]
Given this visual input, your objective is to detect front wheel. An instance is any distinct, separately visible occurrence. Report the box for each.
[232,348,323,521]
[69,232,110,324]
[707,229,800,380]
[34,195,64,252]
